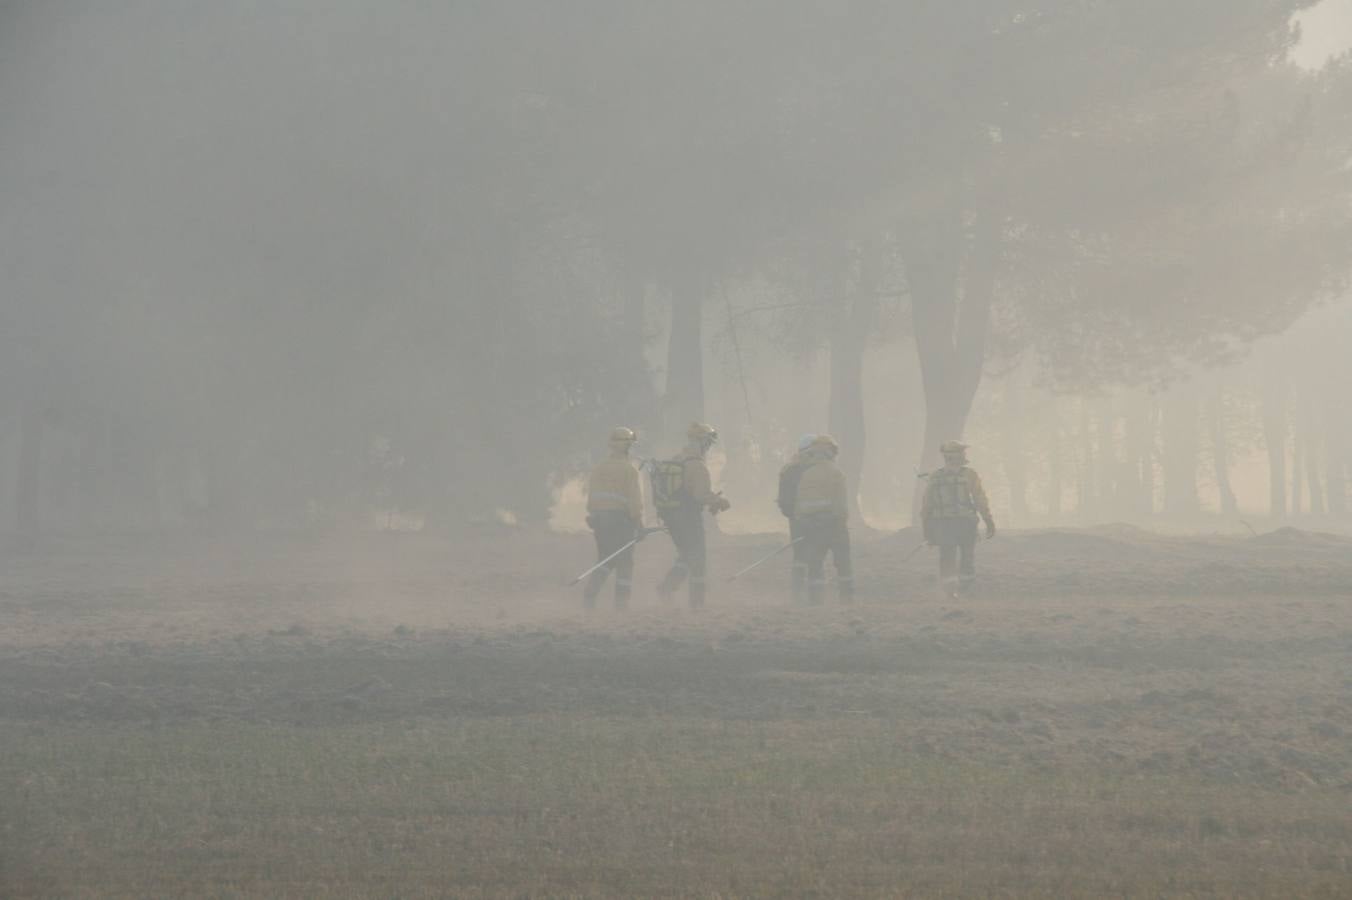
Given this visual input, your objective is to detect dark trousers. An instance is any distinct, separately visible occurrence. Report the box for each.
[584,511,637,608]
[658,511,706,608]
[797,514,853,604]
[789,518,807,603]
[931,517,978,584]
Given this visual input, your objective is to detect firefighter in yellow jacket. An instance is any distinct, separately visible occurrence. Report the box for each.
[655,422,731,609]
[777,434,817,604]
[792,434,854,604]
[584,427,645,609]
[920,441,995,596]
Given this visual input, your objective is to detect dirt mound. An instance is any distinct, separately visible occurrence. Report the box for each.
[1247,526,1352,548]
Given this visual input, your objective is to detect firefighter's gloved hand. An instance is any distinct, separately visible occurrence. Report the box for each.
[710,496,732,514]
[985,519,996,540]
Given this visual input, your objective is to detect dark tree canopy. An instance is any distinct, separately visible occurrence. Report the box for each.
[1,1,1348,532]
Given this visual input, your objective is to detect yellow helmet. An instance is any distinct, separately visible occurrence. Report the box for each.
[940,440,969,456]
[812,434,839,456]
[608,426,637,445]
[687,422,718,445]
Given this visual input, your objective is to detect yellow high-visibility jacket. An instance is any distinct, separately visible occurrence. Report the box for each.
[793,457,848,521]
[679,449,715,504]
[675,446,723,511]
[921,466,991,521]
[587,455,643,523]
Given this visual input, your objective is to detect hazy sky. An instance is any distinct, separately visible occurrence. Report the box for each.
[1295,0,1352,67]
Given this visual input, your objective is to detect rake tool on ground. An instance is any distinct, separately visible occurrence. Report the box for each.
[726,537,806,582]
[568,526,666,587]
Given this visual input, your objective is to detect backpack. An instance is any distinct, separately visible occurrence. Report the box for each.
[927,467,977,518]
[777,460,808,517]
[648,459,687,515]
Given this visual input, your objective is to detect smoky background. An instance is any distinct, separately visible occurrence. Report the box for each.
[2,1,1351,545]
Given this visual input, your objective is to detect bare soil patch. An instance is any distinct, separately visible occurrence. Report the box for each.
[2,527,1350,896]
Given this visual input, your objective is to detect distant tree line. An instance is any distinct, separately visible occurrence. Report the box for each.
[1,2,1349,540]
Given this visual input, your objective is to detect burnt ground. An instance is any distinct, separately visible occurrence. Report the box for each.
[1,525,1351,897]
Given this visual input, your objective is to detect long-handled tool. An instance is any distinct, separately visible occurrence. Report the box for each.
[897,538,930,564]
[568,526,665,587]
[726,536,806,582]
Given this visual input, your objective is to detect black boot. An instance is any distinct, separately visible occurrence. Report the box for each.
[584,569,609,609]
[658,562,687,603]
[688,577,706,610]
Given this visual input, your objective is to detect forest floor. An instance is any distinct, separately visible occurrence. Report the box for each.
[2,525,1352,897]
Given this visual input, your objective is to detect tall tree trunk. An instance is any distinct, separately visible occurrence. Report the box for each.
[901,208,1000,521]
[1207,388,1238,517]
[623,277,648,355]
[828,322,867,523]
[622,275,654,432]
[1291,417,1304,517]
[1096,396,1117,517]
[1304,394,1325,516]
[16,389,44,549]
[716,375,748,519]
[1000,376,1029,522]
[1046,414,1064,519]
[716,281,761,517]
[1142,397,1158,517]
[1162,386,1200,518]
[664,279,704,448]
[1122,392,1154,518]
[1077,398,1094,519]
[1120,399,1142,518]
[1262,385,1288,518]
[829,248,879,524]
[1326,396,1347,515]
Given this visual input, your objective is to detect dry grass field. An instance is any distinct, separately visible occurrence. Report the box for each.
[2,526,1351,897]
